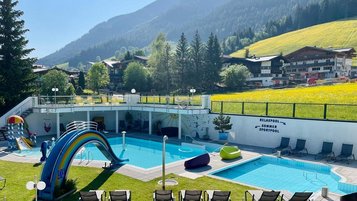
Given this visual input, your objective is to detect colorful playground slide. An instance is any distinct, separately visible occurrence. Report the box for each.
[15,137,32,150]
[39,129,125,201]
[7,115,35,150]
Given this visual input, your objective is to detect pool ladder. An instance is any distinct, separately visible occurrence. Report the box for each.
[303,171,317,180]
[79,150,93,165]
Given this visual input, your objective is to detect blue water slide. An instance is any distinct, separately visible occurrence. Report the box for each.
[39,130,124,200]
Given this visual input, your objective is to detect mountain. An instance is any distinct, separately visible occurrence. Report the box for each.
[39,0,312,66]
[230,18,357,65]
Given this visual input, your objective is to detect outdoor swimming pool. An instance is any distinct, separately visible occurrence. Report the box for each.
[211,156,357,195]
[14,136,212,169]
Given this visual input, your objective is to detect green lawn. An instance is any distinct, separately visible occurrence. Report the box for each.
[211,83,357,121]
[0,160,252,201]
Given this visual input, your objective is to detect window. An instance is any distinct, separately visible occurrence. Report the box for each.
[312,67,320,71]
[323,67,332,71]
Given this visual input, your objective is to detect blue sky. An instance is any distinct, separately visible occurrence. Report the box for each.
[17,0,155,58]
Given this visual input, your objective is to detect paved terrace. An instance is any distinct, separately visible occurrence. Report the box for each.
[1,133,356,200]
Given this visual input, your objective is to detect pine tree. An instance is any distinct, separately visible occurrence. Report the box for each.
[0,0,36,115]
[189,31,204,89]
[174,33,190,91]
[152,43,173,93]
[203,33,222,91]
[78,71,85,90]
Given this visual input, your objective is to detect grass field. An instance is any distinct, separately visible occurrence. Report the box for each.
[230,18,357,65]
[0,160,252,201]
[211,83,357,121]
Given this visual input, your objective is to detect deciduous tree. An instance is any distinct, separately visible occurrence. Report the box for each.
[41,70,68,95]
[87,62,109,94]
[123,62,148,92]
[221,64,250,89]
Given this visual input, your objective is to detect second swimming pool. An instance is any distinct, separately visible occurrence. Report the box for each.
[211,156,357,195]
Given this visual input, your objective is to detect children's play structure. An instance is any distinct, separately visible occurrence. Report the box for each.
[6,115,36,150]
[38,125,126,200]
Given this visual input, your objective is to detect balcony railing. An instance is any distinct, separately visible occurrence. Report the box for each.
[38,95,126,106]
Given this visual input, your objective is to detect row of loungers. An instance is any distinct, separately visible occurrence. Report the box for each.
[80,190,231,201]
[80,189,316,201]
[274,137,355,163]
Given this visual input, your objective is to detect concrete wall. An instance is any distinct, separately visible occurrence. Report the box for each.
[25,113,58,136]
[199,114,357,156]
[25,110,357,157]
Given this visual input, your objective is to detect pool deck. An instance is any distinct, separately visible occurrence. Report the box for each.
[1,133,357,199]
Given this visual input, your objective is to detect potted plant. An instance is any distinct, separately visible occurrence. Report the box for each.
[213,114,232,140]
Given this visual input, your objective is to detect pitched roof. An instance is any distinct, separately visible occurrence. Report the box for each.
[102,60,121,68]
[246,55,280,62]
[134,55,148,61]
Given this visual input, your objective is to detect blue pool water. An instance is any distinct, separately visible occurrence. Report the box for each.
[212,156,357,195]
[14,137,209,169]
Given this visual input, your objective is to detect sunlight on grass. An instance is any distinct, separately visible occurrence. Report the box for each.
[211,83,357,120]
[0,160,253,201]
[231,19,357,65]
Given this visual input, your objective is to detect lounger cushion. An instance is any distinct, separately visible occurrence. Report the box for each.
[154,190,173,201]
[110,191,128,201]
[80,191,99,201]
[211,191,231,201]
[183,190,202,200]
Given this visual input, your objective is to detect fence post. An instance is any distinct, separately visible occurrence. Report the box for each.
[242,102,245,115]
[323,104,328,119]
[220,101,224,114]
[266,102,269,116]
[159,94,161,104]
[146,95,148,103]
[173,94,175,105]
[292,103,296,118]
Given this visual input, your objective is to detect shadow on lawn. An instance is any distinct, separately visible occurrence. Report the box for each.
[66,167,120,200]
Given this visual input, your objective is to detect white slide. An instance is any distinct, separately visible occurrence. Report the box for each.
[15,137,32,150]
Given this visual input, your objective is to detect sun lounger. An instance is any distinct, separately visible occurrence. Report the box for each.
[153,190,175,201]
[335,144,355,164]
[80,190,105,201]
[204,190,231,201]
[340,192,357,201]
[315,141,334,160]
[281,191,313,201]
[0,176,5,190]
[245,190,280,201]
[109,190,131,201]
[179,190,203,201]
[273,137,291,154]
[291,139,308,156]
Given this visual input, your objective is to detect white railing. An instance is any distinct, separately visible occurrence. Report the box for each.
[63,121,98,135]
[0,97,36,127]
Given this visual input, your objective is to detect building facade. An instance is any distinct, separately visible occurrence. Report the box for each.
[97,55,148,92]
[284,46,356,82]
[223,55,288,87]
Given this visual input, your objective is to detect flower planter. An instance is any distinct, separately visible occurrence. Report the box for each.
[219,132,228,140]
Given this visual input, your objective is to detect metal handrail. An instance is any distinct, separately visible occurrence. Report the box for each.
[63,121,98,135]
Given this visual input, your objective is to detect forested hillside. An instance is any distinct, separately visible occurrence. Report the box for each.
[223,0,357,54]
[230,19,357,62]
[38,0,311,67]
